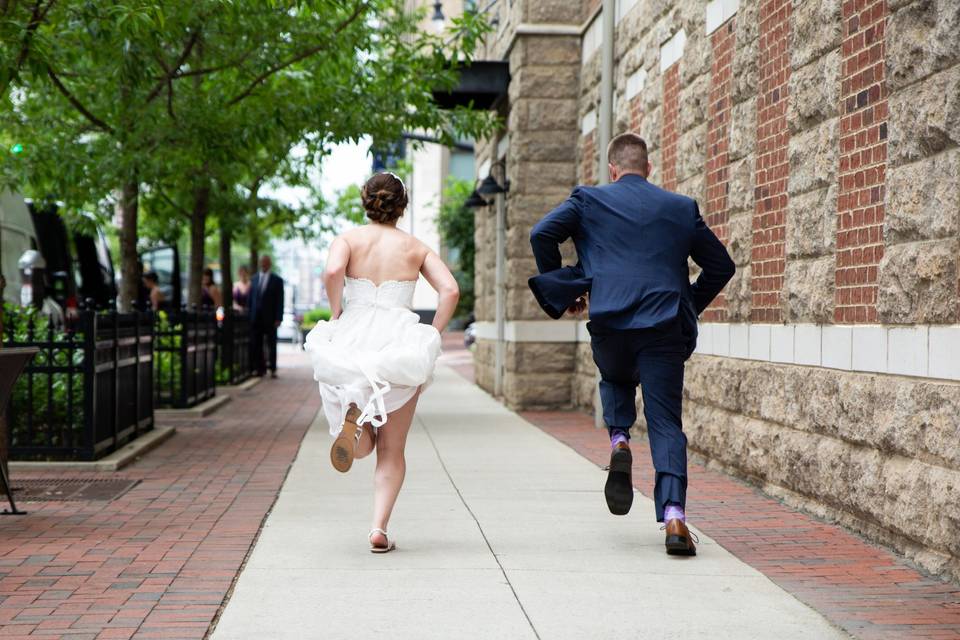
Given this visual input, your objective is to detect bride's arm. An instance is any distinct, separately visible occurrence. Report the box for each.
[323,237,350,319]
[421,250,459,332]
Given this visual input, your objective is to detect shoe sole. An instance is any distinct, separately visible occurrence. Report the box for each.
[604,448,634,516]
[330,407,362,473]
[665,534,697,556]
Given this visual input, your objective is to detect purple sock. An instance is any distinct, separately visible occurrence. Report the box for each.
[609,429,629,449]
[664,504,685,522]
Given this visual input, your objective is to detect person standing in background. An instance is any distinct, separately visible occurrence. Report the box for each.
[233,265,252,311]
[142,272,165,311]
[248,255,284,378]
[200,268,222,309]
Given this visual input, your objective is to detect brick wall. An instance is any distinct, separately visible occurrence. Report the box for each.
[580,130,597,185]
[660,64,680,191]
[701,19,737,323]
[750,0,791,322]
[834,0,888,323]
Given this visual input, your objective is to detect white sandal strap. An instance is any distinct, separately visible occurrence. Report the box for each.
[369,528,388,539]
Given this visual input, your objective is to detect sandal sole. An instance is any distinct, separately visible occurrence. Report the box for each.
[330,407,362,473]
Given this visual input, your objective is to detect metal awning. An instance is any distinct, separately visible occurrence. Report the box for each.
[433,61,510,110]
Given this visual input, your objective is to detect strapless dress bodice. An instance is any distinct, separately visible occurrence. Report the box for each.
[344,276,416,310]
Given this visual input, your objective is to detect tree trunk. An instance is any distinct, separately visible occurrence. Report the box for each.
[118,180,140,312]
[220,218,233,310]
[187,183,211,307]
[249,233,259,274]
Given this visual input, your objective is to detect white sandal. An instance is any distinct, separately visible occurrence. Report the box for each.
[369,528,396,554]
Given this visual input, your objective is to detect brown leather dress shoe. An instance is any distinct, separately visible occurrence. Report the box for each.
[664,518,697,556]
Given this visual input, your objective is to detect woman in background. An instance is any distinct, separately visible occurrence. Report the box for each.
[233,265,252,311]
[200,267,222,309]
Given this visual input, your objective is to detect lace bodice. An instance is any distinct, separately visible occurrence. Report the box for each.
[344,276,416,310]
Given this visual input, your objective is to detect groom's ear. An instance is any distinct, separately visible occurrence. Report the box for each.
[646,161,653,178]
[608,163,618,182]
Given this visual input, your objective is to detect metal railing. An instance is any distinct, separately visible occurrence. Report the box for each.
[154,309,217,409]
[216,309,253,386]
[2,307,154,461]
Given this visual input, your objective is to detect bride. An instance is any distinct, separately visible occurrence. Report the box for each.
[305,171,459,553]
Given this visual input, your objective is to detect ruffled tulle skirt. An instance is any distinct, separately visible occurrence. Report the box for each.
[304,303,441,435]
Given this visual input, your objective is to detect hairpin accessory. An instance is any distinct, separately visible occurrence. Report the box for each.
[385,171,407,196]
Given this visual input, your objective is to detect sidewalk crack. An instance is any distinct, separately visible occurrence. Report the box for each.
[419,416,542,640]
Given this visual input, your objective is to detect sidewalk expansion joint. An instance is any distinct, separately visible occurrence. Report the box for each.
[417,414,543,640]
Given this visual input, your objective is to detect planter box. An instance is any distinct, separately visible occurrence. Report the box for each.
[216,309,254,386]
[154,309,217,409]
[3,310,153,462]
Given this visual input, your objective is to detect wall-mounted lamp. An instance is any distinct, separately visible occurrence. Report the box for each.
[431,1,445,31]
[464,189,487,208]
[477,160,510,200]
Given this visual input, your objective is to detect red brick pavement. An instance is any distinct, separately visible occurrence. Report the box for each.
[0,349,320,640]
[520,410,960,640]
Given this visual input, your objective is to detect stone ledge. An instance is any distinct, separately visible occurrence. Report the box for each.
[155,394,231,421]
[9,426,176,473]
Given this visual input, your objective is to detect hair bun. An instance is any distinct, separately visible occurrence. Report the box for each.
[361,173,408,223]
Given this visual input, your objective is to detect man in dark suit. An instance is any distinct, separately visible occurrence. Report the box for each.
[248,254,284,378]
[529,133,735,556]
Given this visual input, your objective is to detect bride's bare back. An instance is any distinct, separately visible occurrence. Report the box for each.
[340,224,427,284]
[322,172,459,331]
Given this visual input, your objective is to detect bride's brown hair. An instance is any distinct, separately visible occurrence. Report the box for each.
[361,172,408,223]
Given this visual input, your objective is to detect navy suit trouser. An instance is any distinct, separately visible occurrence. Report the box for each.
[589,320,689,522]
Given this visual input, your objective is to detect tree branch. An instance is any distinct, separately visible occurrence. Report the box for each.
[226,1,368,107]
[145,29,201,103]
[46,66,115,134]
[8,0,54,82]
[168,45,259,79]
[156,188,191,220]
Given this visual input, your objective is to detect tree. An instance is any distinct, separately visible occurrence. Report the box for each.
[0,0,57,97]
[436,177,475,319]
[1,1,497,309]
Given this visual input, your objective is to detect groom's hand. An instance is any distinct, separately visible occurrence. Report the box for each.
[567,296,587,316]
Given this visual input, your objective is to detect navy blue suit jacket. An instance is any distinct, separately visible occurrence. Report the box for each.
[529,175,735,346]
[248,272,285,327]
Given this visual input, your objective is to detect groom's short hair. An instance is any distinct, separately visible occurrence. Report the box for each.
[607,133,649,171]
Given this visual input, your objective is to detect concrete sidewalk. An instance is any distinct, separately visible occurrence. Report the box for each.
[212,366,847,640]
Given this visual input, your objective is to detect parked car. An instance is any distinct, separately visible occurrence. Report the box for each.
[27,201,117,311]
[139,244,182,310]
[464,322,477,349]
[0,190,39,306]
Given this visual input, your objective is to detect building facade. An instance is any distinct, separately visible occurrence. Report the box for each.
[471,0,960,581]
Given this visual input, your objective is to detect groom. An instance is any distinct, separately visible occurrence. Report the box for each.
[528,133,734,556]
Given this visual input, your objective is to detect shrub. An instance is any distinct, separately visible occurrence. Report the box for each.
[301,308,332,330]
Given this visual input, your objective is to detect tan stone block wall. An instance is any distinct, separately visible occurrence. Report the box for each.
[503,342,577,409]
[682,354,960,581]
[880,0,960,324]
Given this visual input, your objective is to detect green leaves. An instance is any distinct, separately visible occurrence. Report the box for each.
[1,0,498,306]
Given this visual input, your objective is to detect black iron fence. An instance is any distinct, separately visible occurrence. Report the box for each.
[154,309,217,409]
[216,309,253,386]
[2,305,154,461]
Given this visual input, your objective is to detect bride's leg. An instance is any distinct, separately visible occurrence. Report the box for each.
[355,424,376,459]
[370,390,420,548]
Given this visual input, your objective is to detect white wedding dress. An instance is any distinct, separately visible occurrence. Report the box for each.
[304,276,442,435]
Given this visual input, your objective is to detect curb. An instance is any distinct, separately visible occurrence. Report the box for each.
[155,394,232,420]
[219,376,262,393]
[9,426,176,473]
